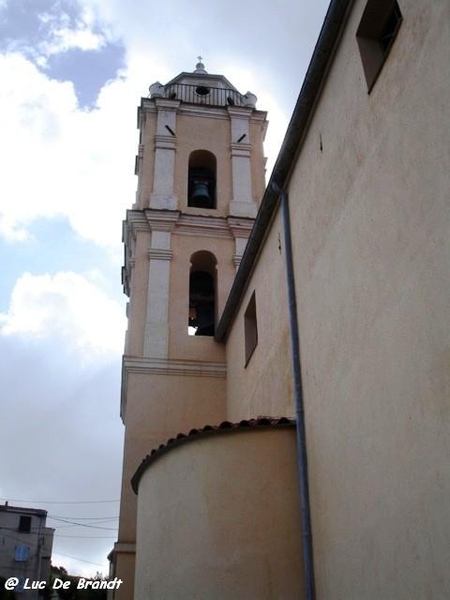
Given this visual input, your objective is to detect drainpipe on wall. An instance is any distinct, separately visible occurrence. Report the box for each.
[271,182,316,600]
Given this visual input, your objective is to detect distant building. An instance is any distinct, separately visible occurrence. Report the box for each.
[0,503,54,598]
[112,0,450,598]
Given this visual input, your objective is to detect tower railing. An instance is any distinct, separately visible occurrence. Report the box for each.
[162,83,243,107]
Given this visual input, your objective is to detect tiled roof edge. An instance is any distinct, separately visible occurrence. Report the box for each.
[131,417,295,494]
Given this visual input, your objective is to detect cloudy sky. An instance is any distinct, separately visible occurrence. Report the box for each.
[0,0,330,577]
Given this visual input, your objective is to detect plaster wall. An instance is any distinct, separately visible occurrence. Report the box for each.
[118,369,226,542]
[281,1,449,597]
[226,208,292,421]
[134,428,304,600]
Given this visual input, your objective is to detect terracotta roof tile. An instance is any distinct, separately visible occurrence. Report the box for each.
[131,417,295,493]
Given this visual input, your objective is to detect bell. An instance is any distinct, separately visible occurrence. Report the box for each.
[191,180,211,207]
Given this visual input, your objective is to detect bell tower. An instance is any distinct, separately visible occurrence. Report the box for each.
[113,60,268,599]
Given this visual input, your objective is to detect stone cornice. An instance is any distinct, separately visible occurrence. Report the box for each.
[154,134,177,150]
[145,209,180,232]
[123,356,226,378]
[230,143,252,156]
[148,248,173,261]
[249,110,268,123]
[154,98,180,110]
[113,542,136,554]
[226,216,255,238]
[153,134,177,150]
[125,210,150,235]
[175,214,233,239]
[178,105,229,121]
[227,106,253,119]
[139,98,157,114]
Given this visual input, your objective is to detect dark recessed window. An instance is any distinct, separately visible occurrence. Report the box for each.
[188,150,216,209]
[18,516,32,533]
[244,292,258,366]
[357,0,403,92]
[189,251,217,337]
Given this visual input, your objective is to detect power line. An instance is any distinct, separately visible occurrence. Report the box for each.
[52,551,107,568]
[48,517,117,531]
[49,515,118,521]
[0,531,110,571]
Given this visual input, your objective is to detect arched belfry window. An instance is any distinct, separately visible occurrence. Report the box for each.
[188,150,216,209]
[188,251,217,336]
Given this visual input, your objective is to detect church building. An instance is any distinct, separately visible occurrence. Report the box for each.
[112,0,449,598]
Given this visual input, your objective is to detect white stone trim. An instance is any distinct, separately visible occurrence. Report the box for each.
[154,134,176,150]
[175,214,233,239]
[148,248,173,261]
[178,105,229,121]
[227,106,254,119]
[126,210,149,233]
[230,142,252,157]
[113,542,136,554]
[123,356,227,378]
[154,98,180,110]
[145,210,179,231]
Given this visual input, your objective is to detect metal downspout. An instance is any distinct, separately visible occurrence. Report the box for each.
[272,182,316,600]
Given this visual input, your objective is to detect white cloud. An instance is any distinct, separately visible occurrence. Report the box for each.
[33,8,108,66]
[0,271,126,355]
[40,25,106,56]
[0,52,137,246]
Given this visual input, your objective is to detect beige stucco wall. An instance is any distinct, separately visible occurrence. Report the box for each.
[134,427,304,600]
[116,367,226,600]
[118,369,226,541]
[224,1,450,598]
[226,208,293,421]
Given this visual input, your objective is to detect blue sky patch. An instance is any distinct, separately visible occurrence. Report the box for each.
[45,42,126,108]
[0,0,125,108]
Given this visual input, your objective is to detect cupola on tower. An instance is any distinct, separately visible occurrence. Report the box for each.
[114,60,268,600]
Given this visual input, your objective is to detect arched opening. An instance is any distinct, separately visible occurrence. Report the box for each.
[189,251,217,336]
[188,150,216,209]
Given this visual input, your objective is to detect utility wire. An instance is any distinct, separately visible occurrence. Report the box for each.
[52,551,107,568]
[0,531,110,570]
[48,515,118,521]
[48,516,117,531]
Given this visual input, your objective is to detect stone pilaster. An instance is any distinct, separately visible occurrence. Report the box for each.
[143,211,179,357]
[149,99,179,210]
[228,106,257,218]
